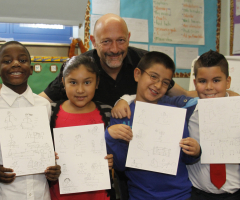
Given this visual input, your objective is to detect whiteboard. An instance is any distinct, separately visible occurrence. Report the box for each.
[189,56,240,94]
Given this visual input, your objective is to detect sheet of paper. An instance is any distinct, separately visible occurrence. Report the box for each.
[176,47,198,69]
[126,101,186,175]
[90,14,102,35]
[92,0,120,16]
[198,97,240,163]
[236,0,240,16]
[149,45,174,61]
[129,43,148,51]
[0,106,55,176]
[54,124,110,194]
[123,18,149,43]
[233,24,240,54]
[153,0,204,45]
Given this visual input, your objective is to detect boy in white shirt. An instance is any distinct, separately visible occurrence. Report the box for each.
[0,41,61,200]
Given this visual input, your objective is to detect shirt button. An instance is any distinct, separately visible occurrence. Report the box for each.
[115,85,117,87]
[184,99,188,102]
[29,193,32,196]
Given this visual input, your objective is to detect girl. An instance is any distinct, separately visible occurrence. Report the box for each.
[50,55,113,200]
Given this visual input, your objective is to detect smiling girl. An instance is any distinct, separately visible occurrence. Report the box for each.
[50,55,113,200]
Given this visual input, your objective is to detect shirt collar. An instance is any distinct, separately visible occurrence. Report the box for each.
[195,92,229,112]
[0,84,35,106]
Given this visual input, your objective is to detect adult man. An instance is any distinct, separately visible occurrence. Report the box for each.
[39,13,194,106]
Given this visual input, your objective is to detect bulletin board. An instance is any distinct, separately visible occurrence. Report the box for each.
[89,0,218,77]
[0,63,62,94]
[230,0,240,55]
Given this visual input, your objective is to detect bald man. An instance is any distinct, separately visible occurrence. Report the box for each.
[39,13,197,106]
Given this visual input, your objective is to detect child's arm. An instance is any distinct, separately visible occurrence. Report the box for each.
[105,154,113,170]
[108,124,133,142]
[0,165,15,183]
[105,118,132,171]
[179,137,201,157]
[111,95,135,119]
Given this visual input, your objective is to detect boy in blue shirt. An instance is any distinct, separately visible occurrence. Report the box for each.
[105,51,201,200]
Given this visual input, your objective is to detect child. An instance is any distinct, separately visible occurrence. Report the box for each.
[105,51,201,200]
[186,50,240,199]
[49,55,114,200]
[0,41,61,199]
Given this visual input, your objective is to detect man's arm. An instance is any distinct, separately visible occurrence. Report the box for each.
[167,83,198,97]
[39,92,54,103]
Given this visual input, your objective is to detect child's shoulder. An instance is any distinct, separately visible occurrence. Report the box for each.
[32,93,51,107]
[159,95,198,108]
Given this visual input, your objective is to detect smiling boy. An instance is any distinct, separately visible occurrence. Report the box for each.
[187,50,240,199]
[0,41,61,200]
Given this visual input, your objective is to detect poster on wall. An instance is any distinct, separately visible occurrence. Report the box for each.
[92,0,120,16]
[153,0,204,45]
[236,0,240,16]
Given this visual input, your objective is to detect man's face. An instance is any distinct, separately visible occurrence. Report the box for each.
[92,20,130,70]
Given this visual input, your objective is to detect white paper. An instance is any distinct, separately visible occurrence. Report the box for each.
[153,0,204,45]
[129,43,148,51]
[233,24,240,54]
[53,124,110,194]
[92,0,120,16]
[198,97,240,163]
[0,107,55,176]
[126,101,186,175]
[236,0,240,16]
[123,18,149,43]
[176,47,198,69]
[90,14,102,35]
[149,45,174,61]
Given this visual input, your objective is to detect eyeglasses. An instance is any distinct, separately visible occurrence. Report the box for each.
[138,68,171,88]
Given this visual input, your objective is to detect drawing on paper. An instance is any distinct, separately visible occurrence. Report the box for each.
[0,106,55,176]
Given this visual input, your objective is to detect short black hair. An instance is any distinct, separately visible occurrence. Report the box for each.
[63,55,99,81]
[0,41,31,63]
[137,51,175,75]
[194,50,228,77]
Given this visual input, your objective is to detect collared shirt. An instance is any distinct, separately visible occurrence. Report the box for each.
[187,93,240,194]
[0,84,51,200]
[44,47,175,107]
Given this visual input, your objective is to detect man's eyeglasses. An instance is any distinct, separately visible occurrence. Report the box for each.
[138,68,171,88]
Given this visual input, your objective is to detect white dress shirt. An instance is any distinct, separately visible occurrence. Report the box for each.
[187,93,240,194]
[0,84,51,200]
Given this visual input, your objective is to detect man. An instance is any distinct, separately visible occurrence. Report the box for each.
[39,13,196,106]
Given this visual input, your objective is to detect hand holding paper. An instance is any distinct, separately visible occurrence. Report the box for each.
[108,124,133,142]
[45,165,61,181]
[179,137,201,157]
[105,154,113,170]
[0,165,15,183]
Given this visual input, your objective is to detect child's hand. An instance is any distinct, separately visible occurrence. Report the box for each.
[0,165,15,183]
[108,124,133,142]
[45,165,61,181]
[111,100,131,119]
[105,154,113,170]
[55,152,59,160]
[179,137,201,157]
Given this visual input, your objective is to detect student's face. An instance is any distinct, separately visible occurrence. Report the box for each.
[0,44,33,93]
[194,66,231,99]
[63,65,98,110]
[91,19,130,70]
[134,64,173,104]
